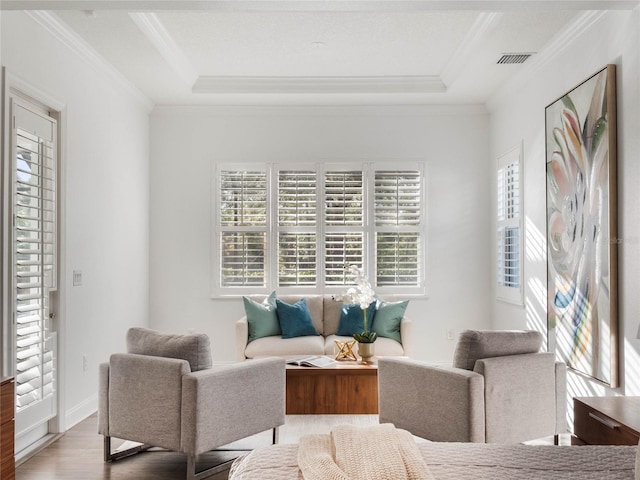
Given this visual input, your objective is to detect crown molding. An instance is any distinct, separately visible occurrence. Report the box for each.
[151,103,488,117]
[441,12,503,88]
[25,10,154,111]
[486,9,608,111]
[193,76,447,94]
[4,1,640,11]
[129,12,198,88]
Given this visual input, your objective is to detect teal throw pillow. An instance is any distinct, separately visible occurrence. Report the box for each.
[372,299,408,343]
[243,291,280,343]
[276,298,319,339]
[337,302,376,336]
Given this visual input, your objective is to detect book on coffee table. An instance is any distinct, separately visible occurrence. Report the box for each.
[286,355,335,368]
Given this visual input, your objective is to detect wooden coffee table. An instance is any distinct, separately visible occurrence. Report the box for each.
[285,360,378,414]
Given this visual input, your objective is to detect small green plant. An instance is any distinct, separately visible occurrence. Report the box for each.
[354,330,377,344]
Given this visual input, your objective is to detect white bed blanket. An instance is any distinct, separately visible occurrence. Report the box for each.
[298,424,433,480]
[230,441,637,480]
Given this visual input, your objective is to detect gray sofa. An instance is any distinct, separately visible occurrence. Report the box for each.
[236,294,412,361]
[378,329,567,444]
[99,327,286,480]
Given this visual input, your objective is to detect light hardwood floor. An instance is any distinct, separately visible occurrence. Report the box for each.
[15,414,379,480]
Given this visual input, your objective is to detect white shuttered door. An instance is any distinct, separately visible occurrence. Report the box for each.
[11,100,58,438]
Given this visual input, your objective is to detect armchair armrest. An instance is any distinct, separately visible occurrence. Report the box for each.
[378,357,485,442]
[474,352,557,443]
[555,361,567,434]
[98,362,110,436]
[107,353,190,451]
[181,357,286,455]
[235,316,249,361]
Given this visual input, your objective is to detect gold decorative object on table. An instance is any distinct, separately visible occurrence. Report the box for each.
[334,340,357,361]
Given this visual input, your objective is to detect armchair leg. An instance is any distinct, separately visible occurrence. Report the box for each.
[105,431,275,479]
[554,434,559,446]
[187,454,235,480]
[186,427,279,479]
[103,436,152,462]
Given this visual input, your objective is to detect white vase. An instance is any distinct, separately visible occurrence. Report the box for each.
[358,342,375,364]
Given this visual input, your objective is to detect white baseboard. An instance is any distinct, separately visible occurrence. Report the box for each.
[65,393,98,430]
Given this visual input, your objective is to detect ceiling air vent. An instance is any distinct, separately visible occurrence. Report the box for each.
[497,53,534,65]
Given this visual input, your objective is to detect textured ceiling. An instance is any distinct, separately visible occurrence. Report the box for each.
[17,2,606,105]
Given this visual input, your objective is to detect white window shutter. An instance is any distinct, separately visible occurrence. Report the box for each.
[374,171,422,287]
[214,164,426,294]
[13,102,57,418]
[496,145,523,304]
[324,171,364,285]
[278,171,317,226]
[324,171,363,226]
[374,171,421,226]
[219,170,267,288]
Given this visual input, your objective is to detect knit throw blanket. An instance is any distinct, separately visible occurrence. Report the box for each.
[297,424,434,480]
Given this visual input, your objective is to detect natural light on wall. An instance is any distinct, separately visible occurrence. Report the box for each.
[525,211,638,428]
[524,216,547,338]
[525,216,545,263]
[625,337,640,395]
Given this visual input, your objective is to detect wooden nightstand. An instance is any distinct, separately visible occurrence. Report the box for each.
[574,396,640,445]
[1,377,15,480]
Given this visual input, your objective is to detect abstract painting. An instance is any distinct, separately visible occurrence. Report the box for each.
[545,65,618,387]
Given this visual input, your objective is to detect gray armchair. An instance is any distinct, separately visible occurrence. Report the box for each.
[378,330,567,444]
[98,328,286,479]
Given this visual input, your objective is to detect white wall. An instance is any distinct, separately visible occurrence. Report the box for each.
[489,9,640,407]
[149,105,493,363]
[1,12,150,429]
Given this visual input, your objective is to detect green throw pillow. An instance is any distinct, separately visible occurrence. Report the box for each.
[371,299,408,343]
[337,302,376,336]
[243,291,280,343]
[276,298,319,339]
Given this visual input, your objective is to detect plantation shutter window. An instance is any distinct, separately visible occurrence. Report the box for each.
[496,145,523,304]
[278,171,317,226]
[277,171,317,287]
[324,171,364,285]
[374,171,421,226]
[213,163,426,295]
[219,170,267,287]
[12,101,58,427]
[376,232,420,286]
[374,171,423,288]
[278,233,317,286]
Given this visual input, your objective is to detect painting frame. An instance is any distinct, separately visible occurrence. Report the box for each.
[545,64,618,388]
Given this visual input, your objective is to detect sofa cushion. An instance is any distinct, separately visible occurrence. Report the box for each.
[276,298,319,339]
[243,291,280,343]
[323,297,343,336]
[246,334,325,358]
[337,302,376,336]
[372,299,408,343]
[453,330,543,371]
[126,327,212,372]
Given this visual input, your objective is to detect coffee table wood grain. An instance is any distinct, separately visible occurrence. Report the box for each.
[286,361,378,414]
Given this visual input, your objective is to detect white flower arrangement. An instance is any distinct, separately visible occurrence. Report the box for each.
[343,265,377,343]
